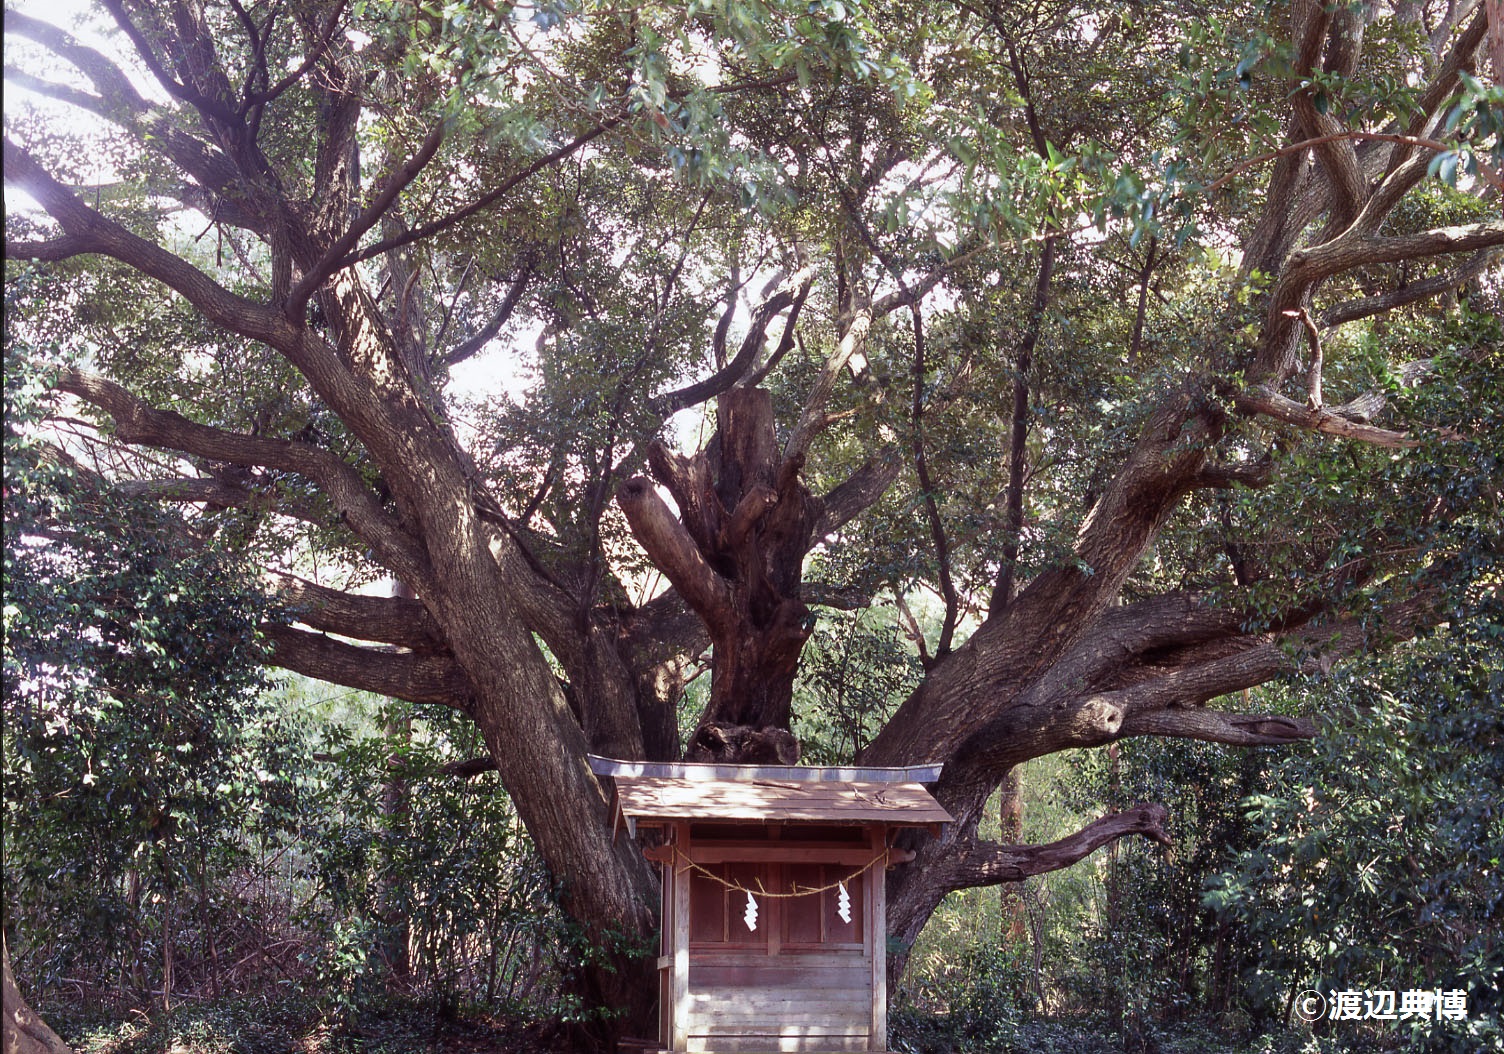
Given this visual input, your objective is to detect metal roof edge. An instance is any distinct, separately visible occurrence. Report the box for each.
[587,754,944,784]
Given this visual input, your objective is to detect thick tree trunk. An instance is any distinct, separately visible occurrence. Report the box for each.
[619,387,822,758]
[429,580,660,1033]
[377,579,416,984]
[997,768,1027,944]
[865,391,1221,978]
[2,937,72,1054]
[301,258,665,1033]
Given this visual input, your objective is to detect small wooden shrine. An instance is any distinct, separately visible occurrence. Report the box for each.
[589,755,952,1054]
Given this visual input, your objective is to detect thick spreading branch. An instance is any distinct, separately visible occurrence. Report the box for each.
[921,571,1446,810]
[783,307,873,463]
[615,477,735,631]
[1289,0,1367,227]
[1320,248,1503,328]
[655,276,812,417]
[114,476,269,507]
[52,366,430,582]
[100,0,235,121]
[951,805,1173,888]
[263,624,471,709]
[440,756,501,778]
[863,386,1226,770]
[1251,212,1504,395]
[1119,709,1317,746]
[4,68,106,114]
[111,469,334,526]
[1236,384,1421,447]
[1189,457,1276,490]
[6,10,149,109]
[5,139,297,347]
[1105,588,1444,702]
[285,123,447,319]
[813,452,902,539]
[439,261,535,368]
[1245,7,1495,391]
[1387,8,1492,181]
[269,572,448,652]
[4,10,253,219]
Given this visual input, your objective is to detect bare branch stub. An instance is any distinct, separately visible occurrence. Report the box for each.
[1283,307,1324,409]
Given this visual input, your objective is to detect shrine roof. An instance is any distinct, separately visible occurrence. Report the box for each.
[587,754,943,783]
[588,756,952,828]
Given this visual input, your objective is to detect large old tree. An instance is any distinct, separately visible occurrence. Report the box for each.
[5,0,1501,1030]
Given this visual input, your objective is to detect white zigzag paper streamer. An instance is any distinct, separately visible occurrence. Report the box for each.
[836,881,852,924]
[743,891,759,931]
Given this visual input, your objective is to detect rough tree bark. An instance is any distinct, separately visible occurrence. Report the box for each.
[3,936,72,1054]
[997,767,1027,945]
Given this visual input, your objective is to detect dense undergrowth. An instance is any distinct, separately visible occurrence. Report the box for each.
[8,597,1500,1053]
[47,994,575,1054]
[13,611,1499,1054]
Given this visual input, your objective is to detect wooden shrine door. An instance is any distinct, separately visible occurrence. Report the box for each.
[664,824,888,1052]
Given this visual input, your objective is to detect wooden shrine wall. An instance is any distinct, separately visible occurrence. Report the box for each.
[681,949,872,1052]
[660,824,889,1052]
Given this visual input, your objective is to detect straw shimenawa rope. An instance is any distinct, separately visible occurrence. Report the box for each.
[670,845,892,898]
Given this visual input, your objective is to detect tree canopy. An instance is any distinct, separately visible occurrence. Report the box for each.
[4,0,1501,1032]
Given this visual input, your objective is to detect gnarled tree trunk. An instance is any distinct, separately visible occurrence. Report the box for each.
[3,936,73,1054]
[619,387,821,761]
